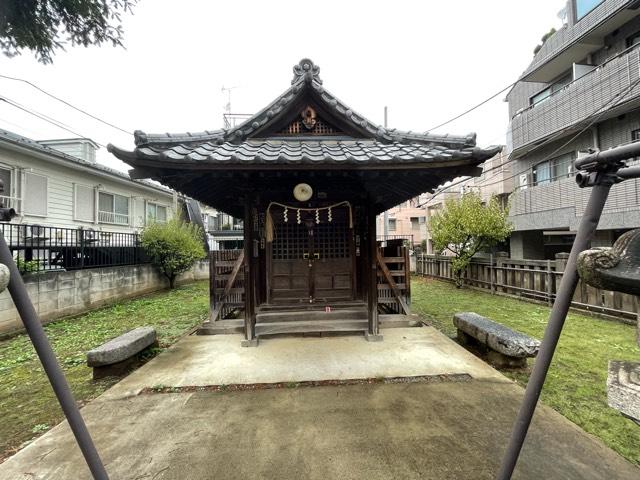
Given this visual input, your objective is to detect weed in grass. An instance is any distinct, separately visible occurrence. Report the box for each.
[0,281,208,461]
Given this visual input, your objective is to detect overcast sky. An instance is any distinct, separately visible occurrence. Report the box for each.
[0,0,566,172]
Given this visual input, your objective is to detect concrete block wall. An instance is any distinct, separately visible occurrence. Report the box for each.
[0,260,209,337]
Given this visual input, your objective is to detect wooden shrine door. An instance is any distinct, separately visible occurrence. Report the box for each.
[269,209,354,304]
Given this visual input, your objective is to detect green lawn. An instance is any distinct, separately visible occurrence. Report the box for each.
[0,281,209,460]
[411,276,640,465]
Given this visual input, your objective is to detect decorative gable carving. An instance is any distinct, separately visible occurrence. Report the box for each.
[277,106,343,136]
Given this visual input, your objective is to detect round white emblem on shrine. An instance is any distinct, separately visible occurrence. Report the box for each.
[293,183,313,201]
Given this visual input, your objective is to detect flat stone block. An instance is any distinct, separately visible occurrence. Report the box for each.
[241,338,259,348]
[87,327,157,367]
[607,361,640,423]
[365,332,384,342]
[453,312,540,358]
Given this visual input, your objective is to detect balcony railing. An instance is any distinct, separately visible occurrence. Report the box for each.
[1,223,147,273]
[509,43,640,155]
[98,210,129,225]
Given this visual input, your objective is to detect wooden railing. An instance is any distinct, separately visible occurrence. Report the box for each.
[377,241,411,315]
[414,253,637,322]
[209,249,245,321]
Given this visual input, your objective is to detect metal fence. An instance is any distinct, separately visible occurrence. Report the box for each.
[1,223,148,273]
[377,234,414,245]
[414,253,637,321]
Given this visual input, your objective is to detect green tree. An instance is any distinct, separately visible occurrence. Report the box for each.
[430,192,512,288]
[141,217,206,289]
[1,0,136,64]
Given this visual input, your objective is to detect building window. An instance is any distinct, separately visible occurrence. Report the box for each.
[388,218,397,231]
[530,72,572,106]
[146,202,168,223]
[626,31,640,49]
[0,167,12,209]
[74,184,95,222]
[98,192,129,225]
[533,153,575,186]
[575,0,603,20]
[24,172,48,216]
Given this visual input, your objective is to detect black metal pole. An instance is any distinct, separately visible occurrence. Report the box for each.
[0,234,109,479]
[495,183,611,479]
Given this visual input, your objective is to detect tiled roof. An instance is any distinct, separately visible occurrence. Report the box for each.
[132,139,498,165]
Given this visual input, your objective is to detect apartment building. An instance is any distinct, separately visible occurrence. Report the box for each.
[506,0,640,259]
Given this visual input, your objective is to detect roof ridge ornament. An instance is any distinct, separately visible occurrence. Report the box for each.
[292,58,322,85]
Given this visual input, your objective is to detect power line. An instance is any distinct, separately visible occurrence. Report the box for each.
[0,96,106,147]
[420,75,640,205]
[0,73,132,135]
[426,82,517,133]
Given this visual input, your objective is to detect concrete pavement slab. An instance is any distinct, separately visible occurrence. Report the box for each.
[102,327,508,400]
[0,380,637,479]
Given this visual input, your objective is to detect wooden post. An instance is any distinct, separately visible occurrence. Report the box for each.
[546,259,553,306]
[241,196,258,347]
[490,254,495,294]
[366,207,382,342]
[208,251,216,322]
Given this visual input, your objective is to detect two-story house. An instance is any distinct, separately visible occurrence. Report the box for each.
[507,0,640,259]
[0,129,178,233]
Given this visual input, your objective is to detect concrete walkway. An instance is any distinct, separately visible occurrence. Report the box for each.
[0,327,637,479]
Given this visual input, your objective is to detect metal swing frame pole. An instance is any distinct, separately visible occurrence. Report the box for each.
[0,234,109,480]
[496,143,640,480]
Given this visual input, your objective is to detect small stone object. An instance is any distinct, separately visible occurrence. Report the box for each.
[607,361,640,424]
[0,263,9,293]
[87,327,157,379]
[577,229,640,296]
[453,312,541,368]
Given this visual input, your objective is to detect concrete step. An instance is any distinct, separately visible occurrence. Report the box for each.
[255,319,368,337]
[379,314,424,329]
[197,319,245,335]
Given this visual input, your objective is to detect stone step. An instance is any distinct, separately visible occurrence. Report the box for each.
[255,319,368,337]
[379,314,423,329]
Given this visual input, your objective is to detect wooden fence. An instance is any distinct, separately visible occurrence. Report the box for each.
[414,253,637,322]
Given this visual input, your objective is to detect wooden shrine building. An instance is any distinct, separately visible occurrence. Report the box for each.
[108,59,500,345]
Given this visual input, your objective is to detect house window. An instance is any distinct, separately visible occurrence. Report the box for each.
[146,202,168,223]
[388,218,397,231]
[98,192,129,225]
[575,0,603,20]
[530,73,572,106]
[410,217,421,230]
[533,153,575,186]
[0,167,12,209]
[24,172,48,216]
[74,184,95,222]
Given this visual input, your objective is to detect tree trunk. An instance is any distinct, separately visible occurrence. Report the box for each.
[169,274,176,289]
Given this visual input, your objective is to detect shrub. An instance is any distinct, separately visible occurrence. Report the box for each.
[140,217,206,289]
[16,257,39,275]
[430,193,512,288]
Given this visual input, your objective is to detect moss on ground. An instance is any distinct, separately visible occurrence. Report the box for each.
[411,277,640,465]
[0,281,208,460]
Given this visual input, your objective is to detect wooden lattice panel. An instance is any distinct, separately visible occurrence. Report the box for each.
[279,119,340,136]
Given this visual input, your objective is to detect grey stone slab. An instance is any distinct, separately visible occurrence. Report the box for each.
[607,360,640,422]
[453,312,540,358]
[86,327,157,367]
